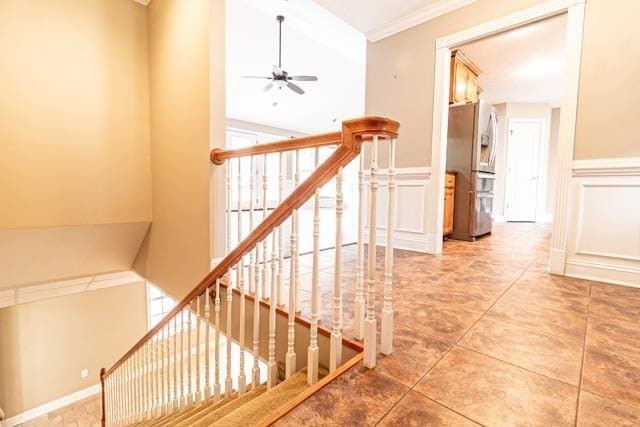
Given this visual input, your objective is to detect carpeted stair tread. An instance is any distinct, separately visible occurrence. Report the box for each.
[175,385,268,427]
[152,394,233,427]
[211,371,310,426]
[133,398,218,427]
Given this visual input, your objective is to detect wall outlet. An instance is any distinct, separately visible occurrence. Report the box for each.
[81,369,89,379]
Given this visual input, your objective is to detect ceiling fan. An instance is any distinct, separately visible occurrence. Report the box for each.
[242,15,318,95]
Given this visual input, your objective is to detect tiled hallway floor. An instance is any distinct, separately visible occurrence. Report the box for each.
[279,223,640,426]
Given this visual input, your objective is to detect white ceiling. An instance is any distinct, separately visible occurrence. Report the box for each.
[459,14,567,106]
[312,0,477,41]
[226,0,367,134]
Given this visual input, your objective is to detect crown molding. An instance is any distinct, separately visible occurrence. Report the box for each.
[0,271,144,309]
[366,0,478,42]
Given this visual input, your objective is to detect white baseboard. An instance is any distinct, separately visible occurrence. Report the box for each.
[3,384,100,427]
[565,258,640,288]
[549,248,566,275]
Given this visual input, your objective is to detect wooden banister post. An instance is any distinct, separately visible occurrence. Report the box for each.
[100,368,106,427]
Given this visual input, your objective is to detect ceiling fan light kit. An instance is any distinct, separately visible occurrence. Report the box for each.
[241,14,318,95]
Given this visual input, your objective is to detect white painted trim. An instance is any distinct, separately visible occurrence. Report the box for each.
[366,0,478,42]
[1,271,144,309]
[427,0,585,262]
[3,384,100,427]
[363,167,431,181]
[572,157,640,177]
[364,167,432,252]
[565,259,640,289]
[436,0,583,48]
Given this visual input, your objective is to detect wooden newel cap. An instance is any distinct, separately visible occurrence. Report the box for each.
[210,148,225,165]
[342,116,400,140]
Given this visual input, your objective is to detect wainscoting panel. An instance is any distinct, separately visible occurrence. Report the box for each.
[364,167,431,252]
[565,158,640,287]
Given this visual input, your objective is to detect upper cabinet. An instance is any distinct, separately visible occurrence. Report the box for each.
[450,50,481,105]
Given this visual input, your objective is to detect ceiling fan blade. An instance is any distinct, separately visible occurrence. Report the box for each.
[287,75,318,81]
[286,82,305,95]
[262,83,274,92]
[242,76,272,79]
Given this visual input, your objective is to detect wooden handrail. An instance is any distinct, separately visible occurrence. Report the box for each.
[103,117,399,378]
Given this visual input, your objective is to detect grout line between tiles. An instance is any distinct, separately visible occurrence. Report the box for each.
[574,282,593,426]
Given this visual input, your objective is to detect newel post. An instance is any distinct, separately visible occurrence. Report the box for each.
[100,367,106,427]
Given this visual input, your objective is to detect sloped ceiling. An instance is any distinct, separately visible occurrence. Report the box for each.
[0,222,149,291]
[226,0,367,134]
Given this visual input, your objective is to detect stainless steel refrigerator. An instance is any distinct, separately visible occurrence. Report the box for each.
[446,100,497,241]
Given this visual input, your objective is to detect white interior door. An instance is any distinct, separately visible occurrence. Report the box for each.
[505,120,541,222]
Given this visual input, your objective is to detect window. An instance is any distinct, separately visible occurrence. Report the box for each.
[146,283,176,329]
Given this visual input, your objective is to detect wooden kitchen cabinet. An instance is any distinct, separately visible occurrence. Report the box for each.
[443,171,456,236]
[450,50,481,104]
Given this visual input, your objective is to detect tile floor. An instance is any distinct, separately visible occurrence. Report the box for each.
[13,394,102,427]
[278,222,640,426]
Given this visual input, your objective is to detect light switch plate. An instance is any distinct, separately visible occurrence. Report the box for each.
[81,369,89,379]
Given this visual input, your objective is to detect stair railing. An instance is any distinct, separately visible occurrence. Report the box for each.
[100,117,399,426]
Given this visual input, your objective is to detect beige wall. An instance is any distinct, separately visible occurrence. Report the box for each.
[0,283,147,418]
[0,0,152,229]
[134,0,224,299]
[574,0,640,159]
[366,0,640,168]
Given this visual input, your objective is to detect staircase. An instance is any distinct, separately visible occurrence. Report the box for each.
[100,117,400,426]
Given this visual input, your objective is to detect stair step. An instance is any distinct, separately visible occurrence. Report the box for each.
[212,370,312,426]
[174,385,268,427]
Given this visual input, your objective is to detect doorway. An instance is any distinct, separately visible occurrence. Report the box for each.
[505,119,543,222]
[426,0,585,277]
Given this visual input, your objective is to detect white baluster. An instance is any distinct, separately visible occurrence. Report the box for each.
[213,278,222,402]
[285,211,297,379]
[381,139,397,355]
[135,350,141,421]
[172,315,178,409]
[308,187,320,385]
[268,236,278,387]
[225,269,233,397]
[154,334,160,416]
[252,251,261,390]
[180,309,186,407]
[146,341,152,419]
[294,149,301,312]
[355,151,366,340]
[204,287,212,400]
[163,325,168,414]
[277,152,285,306]
[195,295,202,404]
[330,168,344,372]
[226,160,232,255]
[187,304,193,405]
[262,155,269,300]
[364,136,379,368]
[254,158,262,301]
[238,258,247,395]
[249,155,256,295]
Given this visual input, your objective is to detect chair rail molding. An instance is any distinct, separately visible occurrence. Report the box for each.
[363,167,431,252]
[564,157,640,287]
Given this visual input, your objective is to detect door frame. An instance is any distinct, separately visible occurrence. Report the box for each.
[504,118,544,222]
[426,0,585,276]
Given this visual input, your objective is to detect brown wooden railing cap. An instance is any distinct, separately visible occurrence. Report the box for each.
[210,116,399,165]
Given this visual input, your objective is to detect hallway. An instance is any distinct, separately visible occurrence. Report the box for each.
[282,223,640,426]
